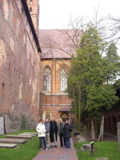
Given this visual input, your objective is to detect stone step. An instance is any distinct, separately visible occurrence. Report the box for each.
[19,132,37,136]
[0,143,17,148]
[6,135,32,139]
[0,138,27,144]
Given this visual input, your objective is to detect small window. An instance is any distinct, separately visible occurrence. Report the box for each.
[30,0,33,4]
[2,83,5,89]
[29,7,32,14]
[10,83,12,93]
[9,63,11,68]
[2,55,4,64]
[2,83,5,95]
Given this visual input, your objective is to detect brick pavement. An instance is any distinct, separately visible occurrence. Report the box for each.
[33,138,78,160]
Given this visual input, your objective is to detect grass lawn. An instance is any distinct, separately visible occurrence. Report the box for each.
[74,141,120,160]
[0,129,40,160]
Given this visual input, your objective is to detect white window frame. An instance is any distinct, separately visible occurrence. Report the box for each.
[43,67,51,91]
[60,69,67,91]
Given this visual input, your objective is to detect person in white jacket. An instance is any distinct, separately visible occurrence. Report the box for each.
[36,119,48,150]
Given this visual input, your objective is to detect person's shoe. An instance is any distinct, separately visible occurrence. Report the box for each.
[45,148,48,150]
[54,145,57,147]
[40,148,43,150]
[51,145,53,148]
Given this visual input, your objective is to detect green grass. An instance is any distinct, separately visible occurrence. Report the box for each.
[0,130,40,160]
[74,141,120,160]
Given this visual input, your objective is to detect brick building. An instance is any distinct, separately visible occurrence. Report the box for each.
[39,29,82,122]
[84,94,120,135]
[0,0,41,133]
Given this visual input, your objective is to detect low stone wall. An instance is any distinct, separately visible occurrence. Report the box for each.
[0,113,37,134]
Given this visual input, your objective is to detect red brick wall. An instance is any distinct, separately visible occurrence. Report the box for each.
[84,109,120,135]
[40,95,72,120]
[104,109,120,134]
[41,95,71,105]
[0,0,41,131]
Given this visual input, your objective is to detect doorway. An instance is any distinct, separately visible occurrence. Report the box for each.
[60,112,69,122]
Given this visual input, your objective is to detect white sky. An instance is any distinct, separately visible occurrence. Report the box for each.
[39,0,120,29]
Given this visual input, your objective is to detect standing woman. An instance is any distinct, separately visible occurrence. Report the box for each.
[36,119,48,150]
[64,119,72,149]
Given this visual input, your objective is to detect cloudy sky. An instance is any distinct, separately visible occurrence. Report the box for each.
[39,0,120,29]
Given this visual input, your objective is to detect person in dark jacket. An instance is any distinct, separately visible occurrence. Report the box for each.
[64,119,72,149]
[58,119,66,147]
[50,116,58,147]
[44,118,50,148]
[58,118,66,147]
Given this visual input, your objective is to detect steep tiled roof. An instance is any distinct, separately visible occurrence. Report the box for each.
[39,29,82,59]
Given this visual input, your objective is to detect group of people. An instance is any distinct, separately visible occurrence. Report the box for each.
[36,116,72,150]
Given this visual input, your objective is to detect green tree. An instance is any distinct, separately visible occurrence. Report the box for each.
[104,42,120,83]
[67,23,106,132]
[67,23,119,140]
[87,84,118,118]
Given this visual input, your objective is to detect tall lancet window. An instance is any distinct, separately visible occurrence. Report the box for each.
[60,69,67,91]
[43,67,51,91]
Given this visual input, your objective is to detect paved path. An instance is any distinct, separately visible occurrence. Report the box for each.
[33,138,78,160]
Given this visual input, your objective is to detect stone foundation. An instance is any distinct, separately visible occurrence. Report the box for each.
[0,113,37,134]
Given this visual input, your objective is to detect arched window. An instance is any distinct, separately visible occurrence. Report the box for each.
[43,67,51,91]
[60,69,67,91]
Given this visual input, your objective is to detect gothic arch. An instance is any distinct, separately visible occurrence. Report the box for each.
[42,109,52,121]
[59,64,70,91]
[60,112,69,122]
[59,63,70,72]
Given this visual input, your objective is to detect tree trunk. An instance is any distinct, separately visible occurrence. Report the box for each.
[78,87,81,131]
[98,115,104,141]
[91,119,96,140]
[73,88,77,129]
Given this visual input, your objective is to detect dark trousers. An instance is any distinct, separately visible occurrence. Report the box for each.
[39,137,46,149]
[65,138,71,148]
[60,133,66,147]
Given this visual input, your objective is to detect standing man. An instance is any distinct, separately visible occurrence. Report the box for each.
[58,118,66,147]
[64,119,72,149]
[50,116,58,147]
[44,118,50,148]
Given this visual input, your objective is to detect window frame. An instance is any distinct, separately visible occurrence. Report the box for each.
[60,69,67,91]
[43,67,51,92]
